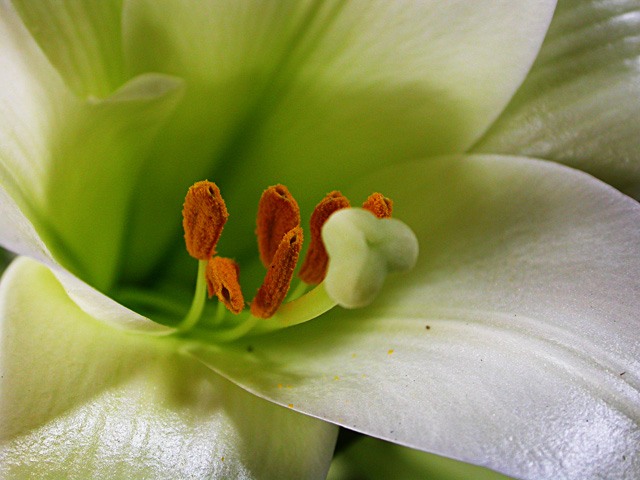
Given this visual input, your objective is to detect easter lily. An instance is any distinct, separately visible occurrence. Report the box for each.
[1,0,639,479]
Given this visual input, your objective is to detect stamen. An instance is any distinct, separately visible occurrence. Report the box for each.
[298,191,350,285]
[175,259,208,332]
[251,227,304,319]
[206,256,245,314]
[183,181,228,260]
[362,192,393,219]
[255,184,300,267]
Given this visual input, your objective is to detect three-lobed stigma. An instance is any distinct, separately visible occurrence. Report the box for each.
[179,180,417,338]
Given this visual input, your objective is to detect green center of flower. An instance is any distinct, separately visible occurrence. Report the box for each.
[142,180,418,342]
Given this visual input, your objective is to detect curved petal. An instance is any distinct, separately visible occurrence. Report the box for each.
[0,181,171,333]
[0,257,337,480]
[0,1,185,291]
[474,0,640,199]
[193,155,640,480]
[120,0,556,279]
[9,0,126,97]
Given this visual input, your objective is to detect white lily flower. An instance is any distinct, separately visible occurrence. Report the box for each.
[0,1,638,479]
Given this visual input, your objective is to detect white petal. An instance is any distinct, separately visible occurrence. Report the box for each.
[193,155,640,480]
[475,0,640,198]
[120,0,556,279]
[0,257,337,480]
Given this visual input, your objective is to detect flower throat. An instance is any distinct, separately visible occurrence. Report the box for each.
[174,181,394,341]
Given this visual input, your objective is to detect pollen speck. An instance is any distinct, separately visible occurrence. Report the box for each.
[298,191,350,284]
[286,385,293,389]
[206,256,244,314]
[352,354,356,358]
[388,349,394,355]
[278,383,283,388]
[256,185,300,267]
[183,181,228,260]
[288,404,294,408]
[334,376,339,380]
[363,192,393,219]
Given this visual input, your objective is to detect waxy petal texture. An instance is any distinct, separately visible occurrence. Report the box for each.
[0,257,337,480]
[193,155,640,480]
[475,0,640,199]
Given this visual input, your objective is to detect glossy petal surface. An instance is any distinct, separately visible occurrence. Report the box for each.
[0,257,337,480]
[193,155,640,480]
[475,0,640,198]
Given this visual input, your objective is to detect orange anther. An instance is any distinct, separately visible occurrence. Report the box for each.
[251,227,303,319]
[255,185,300,267]
[205,256,245,314]
[298,191,350,285]
[183,181,228,260]
[363,193,393,219]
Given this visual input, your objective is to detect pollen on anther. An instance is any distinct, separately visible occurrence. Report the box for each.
[206,256,245,314]
[251,227,303,319]
[298,191,350,285]
[256,185,300,267]
[363,192,393,219]
[183,181,228,260]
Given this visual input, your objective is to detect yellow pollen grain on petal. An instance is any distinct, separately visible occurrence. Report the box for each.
[251,227,304,319]
[183,181,229,260]
[206,256,245,314]
[298,191,350,285]
[288,404,294,408]
[334,376,339,380]
[388,349,394,355]
[278,383,283,388]
[256,184,300,267]
[363,192,393,219]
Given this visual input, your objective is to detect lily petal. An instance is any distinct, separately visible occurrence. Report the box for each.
[475,0,640,199]
[120,0,556,279]
[0,182,171,332]
[0,1,184,291]
[10,0,126,97]
[193,155,640,480]
[0,257,337,480]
